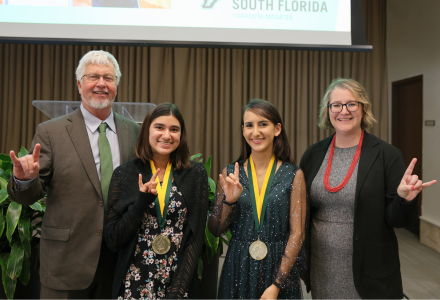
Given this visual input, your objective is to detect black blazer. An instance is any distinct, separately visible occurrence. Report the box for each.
[300,131,418,299]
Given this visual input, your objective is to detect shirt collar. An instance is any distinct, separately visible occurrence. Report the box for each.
[80,104,116,134]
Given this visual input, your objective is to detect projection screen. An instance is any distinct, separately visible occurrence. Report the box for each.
[0,0,371,51]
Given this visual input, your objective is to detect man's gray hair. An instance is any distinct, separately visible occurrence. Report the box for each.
[76,50,121,85]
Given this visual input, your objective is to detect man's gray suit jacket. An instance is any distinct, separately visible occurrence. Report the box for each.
[7,108,140,290]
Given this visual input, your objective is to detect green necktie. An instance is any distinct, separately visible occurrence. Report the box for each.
[98,123,113,209]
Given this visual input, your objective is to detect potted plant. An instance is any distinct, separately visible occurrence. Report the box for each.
[0,147,45,300]
[190,154,231,298]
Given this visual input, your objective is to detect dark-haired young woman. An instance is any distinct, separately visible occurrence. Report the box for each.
[104,103,208,299]
[209,99,307,299]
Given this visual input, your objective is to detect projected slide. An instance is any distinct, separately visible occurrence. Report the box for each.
[0,0,353,47]
[3,0,171,9]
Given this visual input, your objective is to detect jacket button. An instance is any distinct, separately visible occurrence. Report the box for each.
[355,237,359,241]
[99,201,104,206]
[97,230,102,236]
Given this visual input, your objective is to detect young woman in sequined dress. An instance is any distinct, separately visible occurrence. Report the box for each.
[209,99,307,299]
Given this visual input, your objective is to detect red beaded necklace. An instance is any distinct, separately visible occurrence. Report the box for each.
[324,130,364,193]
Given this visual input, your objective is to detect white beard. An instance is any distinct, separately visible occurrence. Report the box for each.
[87,98,113,109]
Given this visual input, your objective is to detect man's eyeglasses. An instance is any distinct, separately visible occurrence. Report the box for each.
[328,101,361,113]
[82,74,117,84]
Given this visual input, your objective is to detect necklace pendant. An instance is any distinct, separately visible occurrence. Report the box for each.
[249,237,267,260]
[152,234,171,255]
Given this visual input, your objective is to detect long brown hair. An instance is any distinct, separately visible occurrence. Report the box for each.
[136,103,190,170]
[236,99,294,164]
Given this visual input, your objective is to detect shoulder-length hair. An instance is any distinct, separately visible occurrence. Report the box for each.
[136,103,190,170]
[318,78,377,129]
[236,99,294,164]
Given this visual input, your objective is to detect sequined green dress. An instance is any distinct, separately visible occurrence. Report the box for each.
[209,162,307,299]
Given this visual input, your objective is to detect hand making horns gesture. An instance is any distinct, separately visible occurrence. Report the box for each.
[139,168,160,195]
[219,162,243,204]
[397,158,436,201]
[10,143,41,181]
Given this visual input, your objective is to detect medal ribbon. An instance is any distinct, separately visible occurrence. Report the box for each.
[248,154,277,234]
[149,161,173,228]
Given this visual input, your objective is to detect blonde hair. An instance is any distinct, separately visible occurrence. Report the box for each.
[318,78,377,129]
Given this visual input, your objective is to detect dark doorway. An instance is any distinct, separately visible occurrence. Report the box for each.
[392,75,423,236]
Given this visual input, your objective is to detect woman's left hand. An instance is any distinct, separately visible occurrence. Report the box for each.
[260,284,280,300]
[397,158,437,201]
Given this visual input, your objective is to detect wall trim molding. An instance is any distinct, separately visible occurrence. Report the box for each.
[420,215,440,228]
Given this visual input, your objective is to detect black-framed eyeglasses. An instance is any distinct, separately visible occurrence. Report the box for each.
[328,101,361,113]
[82,74,117,84]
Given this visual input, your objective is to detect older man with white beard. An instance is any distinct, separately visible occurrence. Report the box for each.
[7,50,140,299]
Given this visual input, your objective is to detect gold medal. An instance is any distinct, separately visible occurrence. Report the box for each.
[152,234,171,255]
[249,238,268,260]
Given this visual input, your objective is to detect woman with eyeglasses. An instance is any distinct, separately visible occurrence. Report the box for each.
[300,78,436,299]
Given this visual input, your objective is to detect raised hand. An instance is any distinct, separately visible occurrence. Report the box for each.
[10,143,41,181]
[138,168,159,195]
[397,158,436,201]
[219,162,243,204]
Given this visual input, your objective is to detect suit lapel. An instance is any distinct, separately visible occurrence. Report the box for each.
[355,131,380,210]
[308,135,333,189]
[115,112,130,164]
[66,109,102,199]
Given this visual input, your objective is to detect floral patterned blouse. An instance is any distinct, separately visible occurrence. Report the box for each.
[119,182,188,300]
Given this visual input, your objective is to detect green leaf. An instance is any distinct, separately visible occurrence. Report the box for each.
[219,235,228,245]
[7,244,24,280]
[17,147,28,159]
[220,229,232,246]
[0,168,11,181]
[225,229,232,241]
[41,200,47,212]
[0,177,7,190]
[218,240,224,257]
[190,153,202,161]
[18,218,31,255]
[0,210,5,237]
[0,154,12,162]
[197,256,203,280]
[29,223,34,241]
[207,177,216,201]
[6,202,22,243]
[205,224,219,264]
[205,224,218,250]
[0,155,13,174]
[19,250,30,285]
[0,252,17,300]
[206,242,214,264]
[30,201,44,211]
[0,190,9,205]
[204,156,212,175]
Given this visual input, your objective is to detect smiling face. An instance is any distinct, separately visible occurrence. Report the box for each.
[149,114,181,160]
[77,63,117,112]
[329,87,364,136]
[242,110,281,155]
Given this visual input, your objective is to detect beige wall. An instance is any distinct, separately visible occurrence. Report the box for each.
[387,0,440,237]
